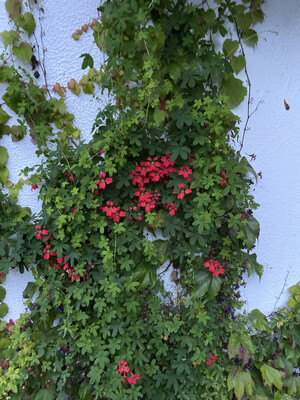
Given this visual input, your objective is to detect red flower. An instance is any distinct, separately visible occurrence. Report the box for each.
[96,172,113,189]
[0,272,4,280]
[220,179,227,186]
[204,259,225,277]
[209,353,217,362]
[117,360,140,385]
[206,360,212,366]
[163,203,177,216]
[178,166,193,180]
[31,184,38,191]
[173,184,192,199]
[35,225,49,240]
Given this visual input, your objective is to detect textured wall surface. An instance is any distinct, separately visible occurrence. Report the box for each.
[0,0,299,321]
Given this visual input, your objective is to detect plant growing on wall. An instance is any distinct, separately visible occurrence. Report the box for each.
[0,0,299,399]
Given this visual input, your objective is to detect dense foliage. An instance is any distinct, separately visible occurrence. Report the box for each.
[0,0,299,399]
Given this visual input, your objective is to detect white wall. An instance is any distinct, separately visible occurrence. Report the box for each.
[0,0,299,321]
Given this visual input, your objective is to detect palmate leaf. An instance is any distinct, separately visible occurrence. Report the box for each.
[221,73,247,106]
[227,366,254,400]
[260,364,283,391]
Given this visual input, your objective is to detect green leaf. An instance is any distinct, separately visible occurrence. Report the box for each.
[23,281,37,299]
[133,263,157,289]
[5,0,22,19]
[0,30,19,49]
[0,108,11,124]
[0,286,6,302]
[193,270,221,299]
[242,252,263,278]
[243,29,258,46]
[35,389,54,400]
[236,12,253,31]
[227,366,254,400]
[80,53,94,70]
[0,337,10,350]
[260,364,283,391]
[241,216,260,249]
[0,166,9,184]
[221,74,247,106]
[152,239,170,264]
[223,39,240,58]
[12,42,33,61]
[231,55,246,74]
[228,333,254,367]
[0,146,9,166]
[79,383,93,400]
[0,303,8,318]
[16,12,36,37]
[153,108,167,125]
[248,309,272,333]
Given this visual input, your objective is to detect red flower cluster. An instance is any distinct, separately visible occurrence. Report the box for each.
[206,353,217,366]
[204,259,225,277]
[64,170,75,181]
[163,202,177,216]
[220,170,227,186]
[35,225,49,240]
[117,360,140,385]
[31,184,38,191]
[99,201,126,222]
[0,272,4,280]
[159,97,166,110]
[43,242,57,260]
[173,184,192,199]
[96,172,112,189]
[134,189,160,213]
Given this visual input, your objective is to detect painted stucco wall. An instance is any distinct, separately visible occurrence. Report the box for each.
[0,0,299,322]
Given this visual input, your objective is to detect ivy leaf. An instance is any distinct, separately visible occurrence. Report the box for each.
[223,39,240,58]
[0,30,19,49]
[0,166,9,185]
[260,364,283,391]
[236,12,253,31]
[80,53,94,70]
[231,55,246,74]
[0,303,8,318]
[16,12,36,37]
[248,309,272,333]
[0,286,6,302]
[0,108,11,124]
[12,42,33,62]
[5,0,21,19]
[227,366,254,400]
[0,146,9,166]
[221,74,247,106]
[243,29,258,46]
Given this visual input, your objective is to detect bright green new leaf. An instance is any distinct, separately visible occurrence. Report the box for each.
[260,364,283,391]
[12,42,33,62]
[16,12,36,36]
[153,108,167,125]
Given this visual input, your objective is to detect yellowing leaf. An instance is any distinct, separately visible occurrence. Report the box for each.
[260,364,283,391]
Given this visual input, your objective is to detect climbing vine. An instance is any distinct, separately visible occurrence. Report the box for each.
[0,0,299,399]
